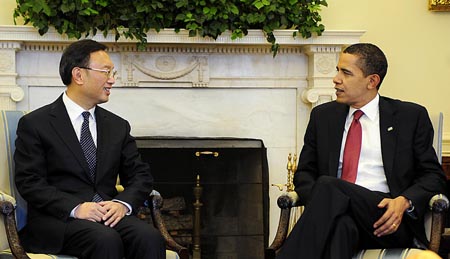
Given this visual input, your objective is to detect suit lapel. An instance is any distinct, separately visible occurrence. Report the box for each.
[328,104,349,176]
[48,96,91,175]
[379,97,396,179]
[95,107,110,183]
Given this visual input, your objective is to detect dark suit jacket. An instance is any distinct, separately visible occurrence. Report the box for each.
[14,95,153,253]
[293,95,447,246]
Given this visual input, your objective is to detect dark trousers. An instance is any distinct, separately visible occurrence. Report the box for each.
[61,215,166,259]
[276,176,414,259]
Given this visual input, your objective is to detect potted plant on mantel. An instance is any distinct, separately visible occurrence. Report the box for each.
[13,0,327,56]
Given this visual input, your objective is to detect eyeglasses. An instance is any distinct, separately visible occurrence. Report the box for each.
[79,67,118,79]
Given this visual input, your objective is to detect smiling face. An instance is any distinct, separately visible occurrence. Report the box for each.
[333,53,380,109]
[68,50,115,110]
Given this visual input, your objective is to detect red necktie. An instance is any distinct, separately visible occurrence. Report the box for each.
[342,110,364,183]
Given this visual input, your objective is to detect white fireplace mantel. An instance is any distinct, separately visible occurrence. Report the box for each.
[0,25,364,109]
[0,25,364,242]
[0,25,363,45]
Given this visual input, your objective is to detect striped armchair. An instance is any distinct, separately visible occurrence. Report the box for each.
[0,110,188,259]
[266,113,449,259]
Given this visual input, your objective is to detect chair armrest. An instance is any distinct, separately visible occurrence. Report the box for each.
[147,193,189,259]
[0,200,30,259]
[428,194,449,253]
[429,194,449,213]
[277,191,301,209]
[266,191,302,258]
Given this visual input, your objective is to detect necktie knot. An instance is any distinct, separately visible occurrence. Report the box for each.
[82,111,90,121]
[353,110,364,121]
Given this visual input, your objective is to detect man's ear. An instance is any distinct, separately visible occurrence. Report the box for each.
[72,67,84,85]
[367,74,381,90]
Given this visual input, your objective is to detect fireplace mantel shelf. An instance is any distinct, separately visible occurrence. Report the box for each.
[0,25,364,46]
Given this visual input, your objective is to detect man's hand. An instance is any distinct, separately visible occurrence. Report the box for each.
[373,196,410,237]
[98,201,128,227]
[74,202,108,222]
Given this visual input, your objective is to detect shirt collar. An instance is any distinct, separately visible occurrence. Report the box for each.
[348,94,379,121]
[62,92,96,121]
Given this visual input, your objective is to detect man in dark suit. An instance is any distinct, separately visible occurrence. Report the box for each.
[276,43,447,259]
[14,39,165,258]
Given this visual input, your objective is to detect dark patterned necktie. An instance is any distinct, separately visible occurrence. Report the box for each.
[342,110,364,183]
[80,111,102,202]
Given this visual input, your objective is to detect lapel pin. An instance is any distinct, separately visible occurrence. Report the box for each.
[387,127,394,132]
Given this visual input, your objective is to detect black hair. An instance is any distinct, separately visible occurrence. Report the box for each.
[59,39,107,86]
[343,43,388,89]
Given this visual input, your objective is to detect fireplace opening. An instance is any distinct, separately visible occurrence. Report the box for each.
[136,137,269,259]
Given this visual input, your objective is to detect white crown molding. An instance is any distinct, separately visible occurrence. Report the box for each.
[0,25,365,46]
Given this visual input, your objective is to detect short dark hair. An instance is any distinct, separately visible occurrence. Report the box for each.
[59,39,107,85]
[343,43,388,89]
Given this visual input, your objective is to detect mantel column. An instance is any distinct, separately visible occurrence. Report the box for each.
[0,42,24,110]
[301,45,343,107]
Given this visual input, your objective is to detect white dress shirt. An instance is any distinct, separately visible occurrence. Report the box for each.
[63,92,132,216]
[63,93,97,145]
[338,94,390,193]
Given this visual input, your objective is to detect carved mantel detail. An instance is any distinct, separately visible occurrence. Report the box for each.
[123,54,209,87]
[301,45,342,107]
[0,41,24,110]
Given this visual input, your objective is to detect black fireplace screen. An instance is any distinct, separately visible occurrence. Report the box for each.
[136,137,269,259]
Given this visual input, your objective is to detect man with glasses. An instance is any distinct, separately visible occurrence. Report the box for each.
[14,39,165,258]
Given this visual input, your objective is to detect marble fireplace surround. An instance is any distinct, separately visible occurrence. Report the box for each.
[0,25,364,242]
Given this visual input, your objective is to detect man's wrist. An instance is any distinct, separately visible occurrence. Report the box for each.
[71,203,81,218]
[406,199,415,213]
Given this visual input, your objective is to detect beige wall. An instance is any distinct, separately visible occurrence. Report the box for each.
[0,0,18,25]
[2,0,450,153]
[321,0,450,154]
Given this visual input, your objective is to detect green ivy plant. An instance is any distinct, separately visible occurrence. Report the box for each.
[14,0,327,56]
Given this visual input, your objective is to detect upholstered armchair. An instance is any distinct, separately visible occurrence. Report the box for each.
[0,110,188,259]
[266,192,448,259]
[266,113,449,259]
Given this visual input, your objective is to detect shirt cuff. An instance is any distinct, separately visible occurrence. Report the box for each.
[406,199,415,213]
[405,199,418,219]
[70,204,80,218]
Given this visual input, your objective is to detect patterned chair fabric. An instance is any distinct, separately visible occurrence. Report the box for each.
[0,111,183,259]
[352,248,423,259]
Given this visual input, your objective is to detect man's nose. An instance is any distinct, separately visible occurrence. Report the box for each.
[107,77,115,85]
[333,74,341,84]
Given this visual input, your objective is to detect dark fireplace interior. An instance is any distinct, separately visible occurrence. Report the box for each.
[136,137,269,259]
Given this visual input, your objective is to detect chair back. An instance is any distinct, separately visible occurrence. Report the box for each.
[424,112,444,241]
[431,112,443,164]
[0,110,28,251]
